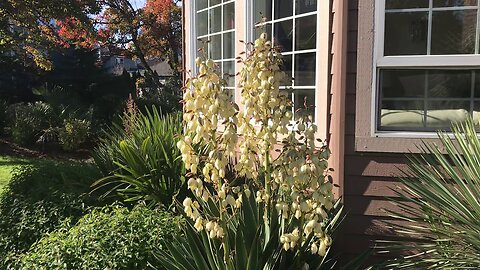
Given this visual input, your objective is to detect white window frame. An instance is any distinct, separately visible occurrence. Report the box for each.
[190,0,237,97]
[372,0,480,138]
[246,0,330,136]
[186,0,330,140]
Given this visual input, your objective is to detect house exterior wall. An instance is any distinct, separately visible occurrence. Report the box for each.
[341,0,409,261]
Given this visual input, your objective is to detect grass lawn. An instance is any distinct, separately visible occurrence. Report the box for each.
[0,155,37,192]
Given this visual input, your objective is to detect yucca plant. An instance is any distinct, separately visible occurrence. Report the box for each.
[154,186,343,270]
[155,33,349,270]
[378,117,480,269]
[92,107,185,207]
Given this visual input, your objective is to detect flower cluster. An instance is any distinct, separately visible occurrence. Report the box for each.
[178,33,335,257]
[236,34,291,178]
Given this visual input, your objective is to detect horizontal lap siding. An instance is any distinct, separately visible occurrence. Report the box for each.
[340,0,410,262]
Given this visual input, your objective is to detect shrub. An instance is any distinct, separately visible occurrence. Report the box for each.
[92,107,185,207]
[0,160,102,267]
[14,204,182,270]
[58,118,90,151]
[8,102,55,145]
[378,117,480,269]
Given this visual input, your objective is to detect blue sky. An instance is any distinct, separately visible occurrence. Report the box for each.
[129,0,146,10]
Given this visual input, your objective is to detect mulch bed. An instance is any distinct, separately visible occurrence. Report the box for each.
[0,138,93,162]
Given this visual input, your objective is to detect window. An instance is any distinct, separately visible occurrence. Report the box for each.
[186,0,330,139]
[254,0,319,120]
[194,0,236,97]
[375,0,480,132]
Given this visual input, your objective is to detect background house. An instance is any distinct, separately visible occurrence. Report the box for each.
[183,0,480,262]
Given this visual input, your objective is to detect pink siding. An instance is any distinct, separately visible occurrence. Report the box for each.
[339,0,409,262]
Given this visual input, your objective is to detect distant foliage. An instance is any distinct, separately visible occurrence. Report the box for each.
[0,160,102,267]
[93,107,185,207]
[8,102,55,145]
[58,118,90,151]
[14,204,182,270]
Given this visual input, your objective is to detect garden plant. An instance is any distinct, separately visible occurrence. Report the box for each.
[13,204,181,270]
[93,106,185,207]
[0,160,102,268]
[379,117,480,269]
[157,34,342,269]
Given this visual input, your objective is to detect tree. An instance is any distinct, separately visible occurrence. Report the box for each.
[1,0,182,77]
[96,0,182,87]
[0,0,98,70]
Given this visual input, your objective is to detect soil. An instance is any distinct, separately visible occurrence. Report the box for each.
[0,137,93,162]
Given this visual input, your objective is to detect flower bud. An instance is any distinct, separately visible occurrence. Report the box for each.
[206,59,214,68]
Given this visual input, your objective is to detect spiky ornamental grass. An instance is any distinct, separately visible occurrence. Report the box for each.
[93,107,185,207]
[378,117,480,269]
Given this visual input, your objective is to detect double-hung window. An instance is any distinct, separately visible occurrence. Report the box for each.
[375,0,480,132]
[254,0,319,120]
[194,0,236,97]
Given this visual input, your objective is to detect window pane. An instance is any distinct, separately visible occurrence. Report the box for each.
[473,102,480,117]
[427,101,470,128]
[296,0,317,14]
[378,69,480,131]
[196,38,207,58]
[255,24,272,40]
[385,12,428,55]
[223,61,235,87]
[381,70,426,98]
[386,0,429,9]
[223,3,235,30]
[274,20,293,52]
[433,0,477,7]
[223,32,234,59]
[211,0,221,6]
[209,6,222,34]
[431,10,477,55]
[295,53,316,86]
[294,90,315,121]
[476,71,480,97]
[196,0,208,10]
[280,54,292,86]
[255,0,272,22]
[428,70,472,98]
[296,15,316,50]
[209,34,222,60]
[196,11,208,36]
[274,0,293,19]
[380,100,425,129]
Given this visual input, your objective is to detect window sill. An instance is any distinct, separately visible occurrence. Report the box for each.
[355,135,444,153]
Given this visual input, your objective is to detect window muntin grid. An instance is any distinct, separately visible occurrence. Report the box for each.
[376,0,480,132]
[383,0,480,56]
[195,0,236,97]
[254,0,318,121]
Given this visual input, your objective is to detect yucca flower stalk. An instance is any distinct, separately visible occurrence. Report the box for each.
[175,33,341,269]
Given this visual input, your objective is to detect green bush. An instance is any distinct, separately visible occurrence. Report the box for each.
[58,118,90,151]
[8,102,55,145]
[14,204,182,270]
[378,117,480,269]
[93,107,185,207]
[0,160,102,267]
